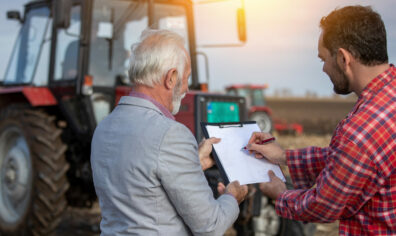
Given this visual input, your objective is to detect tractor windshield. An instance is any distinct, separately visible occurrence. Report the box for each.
[3,7,51,85]
[89,0,189,87]
[252,89,266,106]
[228,87,266,107]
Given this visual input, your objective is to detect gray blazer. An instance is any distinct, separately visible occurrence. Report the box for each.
[91,96,239,235]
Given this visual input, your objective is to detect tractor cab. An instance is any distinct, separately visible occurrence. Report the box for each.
[3,0,195,127]
[226,84,273,132]
[226,84,270,107]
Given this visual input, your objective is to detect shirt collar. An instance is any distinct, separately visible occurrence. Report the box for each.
[359,64,395,101]
[129,91,175,120]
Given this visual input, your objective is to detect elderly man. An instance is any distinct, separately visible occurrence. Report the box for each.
[248,5,395,235]
[91,29,248,235]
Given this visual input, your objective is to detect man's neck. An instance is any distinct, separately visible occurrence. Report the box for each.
[133,85,172,111]
[351,63,390,96]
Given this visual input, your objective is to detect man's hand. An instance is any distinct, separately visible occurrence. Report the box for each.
[259,170,287,199]
[198,137,221,171]
[225,181,248,204]
[247,132,286,165]
[217,182,226,195]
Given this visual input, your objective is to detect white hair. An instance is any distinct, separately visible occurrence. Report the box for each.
[128,29,188,87]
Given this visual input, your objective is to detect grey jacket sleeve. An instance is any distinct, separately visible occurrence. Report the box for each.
[157,123,239,236]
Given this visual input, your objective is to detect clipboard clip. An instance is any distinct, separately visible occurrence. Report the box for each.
[219,123,243,128]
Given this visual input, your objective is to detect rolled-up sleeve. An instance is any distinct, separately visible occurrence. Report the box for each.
[157,123,239,236]
[286,146,329,189]
[276,136,382,223]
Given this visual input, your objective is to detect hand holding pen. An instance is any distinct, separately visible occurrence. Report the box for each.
[241,137,276,150]
[246,132,286,165]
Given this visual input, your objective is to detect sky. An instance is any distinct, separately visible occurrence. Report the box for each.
[0,0,395,97]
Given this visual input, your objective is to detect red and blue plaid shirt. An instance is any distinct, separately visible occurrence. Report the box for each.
[276,65,396,235]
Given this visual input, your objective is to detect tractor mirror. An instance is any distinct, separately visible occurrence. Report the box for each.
[7,11,22,23]
[54,0,72,28]
[237,8,247,42]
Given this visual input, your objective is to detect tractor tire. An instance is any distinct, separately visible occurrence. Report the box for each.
[252,196,281,236]
[252,196,307,236]
[253,176,314,236]
[250,112,273,133]
[0,107,69,235]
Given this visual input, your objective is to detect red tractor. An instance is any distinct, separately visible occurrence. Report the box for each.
[226,84,303,135]
[0,0,306,235]
[226,84,273,133]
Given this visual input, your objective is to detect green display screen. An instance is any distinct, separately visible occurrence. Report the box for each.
[207,101,240,123]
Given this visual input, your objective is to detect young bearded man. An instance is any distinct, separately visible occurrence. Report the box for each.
[248,5,395,235]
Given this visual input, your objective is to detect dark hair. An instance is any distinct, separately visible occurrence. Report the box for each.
[320,5,388,66]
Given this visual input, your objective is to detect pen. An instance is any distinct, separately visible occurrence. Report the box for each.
[242,137,276,150]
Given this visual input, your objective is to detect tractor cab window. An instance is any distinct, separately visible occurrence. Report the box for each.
[227,89,237,96]
[153,4,189,52]
[236,88,249,97]
[3,7,51,85]
[89,0,190,87]
[252,89,266,106]
[89,0,147,87]
[33,19,52,86]
[236,88,252,107]
[154,3,191,84]
[54,5,82,81]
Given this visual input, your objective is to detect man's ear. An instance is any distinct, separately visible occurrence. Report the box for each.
[164,68,178,90]
[336,48,351,72]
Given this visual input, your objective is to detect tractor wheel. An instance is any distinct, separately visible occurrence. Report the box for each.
[253,196,307,236]
[252,196,281,236]
[251,112,273,133]
[0,107,69,235]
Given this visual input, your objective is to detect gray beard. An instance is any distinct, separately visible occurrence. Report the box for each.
[172,92,186,115]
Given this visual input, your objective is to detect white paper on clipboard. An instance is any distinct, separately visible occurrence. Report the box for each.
[205,122,285,185]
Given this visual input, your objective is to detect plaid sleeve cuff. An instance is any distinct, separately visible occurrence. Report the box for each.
[275,189,337,223]
[275,190,299,219]
[286,147,327,189]
[286,149,313,189]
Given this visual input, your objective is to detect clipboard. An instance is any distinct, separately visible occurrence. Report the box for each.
[201,121,285,185]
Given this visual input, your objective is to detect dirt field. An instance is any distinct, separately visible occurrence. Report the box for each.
[56,133,339,236]
[267,97,356,134]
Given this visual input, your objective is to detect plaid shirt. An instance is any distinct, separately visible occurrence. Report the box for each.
[276,65,396,235]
